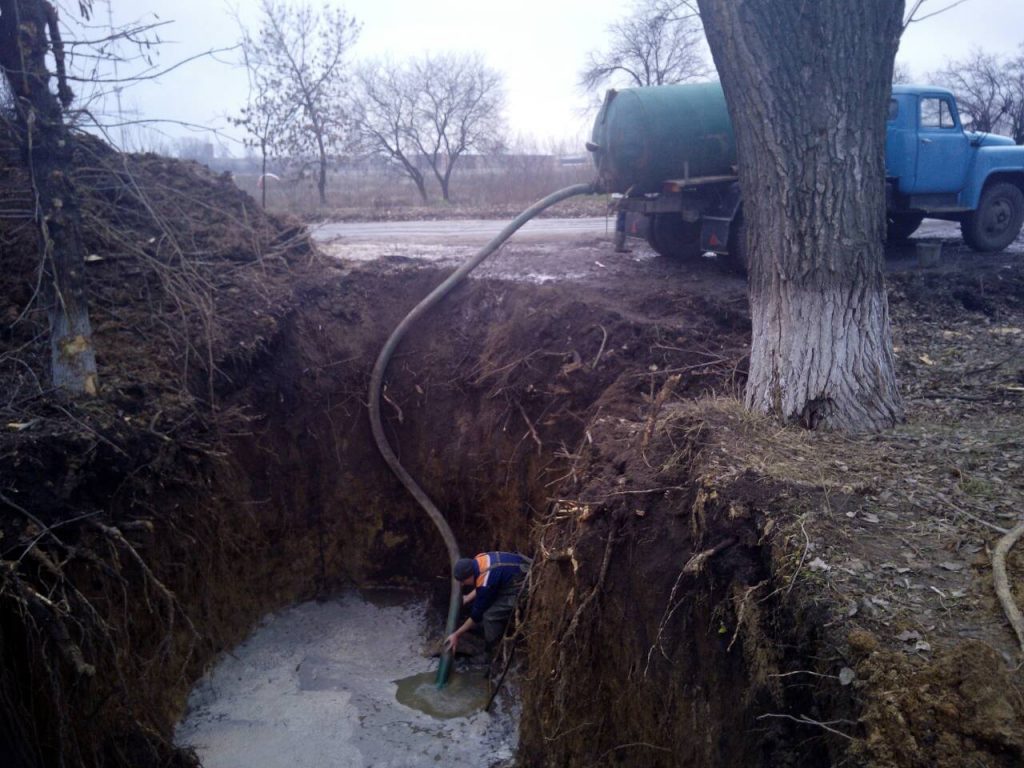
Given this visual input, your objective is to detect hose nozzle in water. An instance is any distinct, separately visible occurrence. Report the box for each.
[368,183,596,689]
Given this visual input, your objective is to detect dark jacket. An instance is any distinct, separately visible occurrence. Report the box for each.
[468,551,529,623]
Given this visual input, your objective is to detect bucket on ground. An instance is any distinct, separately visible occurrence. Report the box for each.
[916,241,942,267]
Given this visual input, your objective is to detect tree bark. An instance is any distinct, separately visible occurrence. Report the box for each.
[0,0,98,396]
[697,0,904,431]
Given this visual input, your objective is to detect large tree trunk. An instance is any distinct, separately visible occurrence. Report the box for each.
[697,0,905,432]
[0,0,98,396]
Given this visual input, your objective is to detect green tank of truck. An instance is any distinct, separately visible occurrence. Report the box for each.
[589,82,736,194]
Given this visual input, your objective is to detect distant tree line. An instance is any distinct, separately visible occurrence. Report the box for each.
[234,0,506,208]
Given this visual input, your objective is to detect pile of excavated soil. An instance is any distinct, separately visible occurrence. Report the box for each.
[2,129,1022,768]
[0,133,328,767]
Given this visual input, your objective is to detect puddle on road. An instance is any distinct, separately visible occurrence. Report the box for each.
[175,591,517,768]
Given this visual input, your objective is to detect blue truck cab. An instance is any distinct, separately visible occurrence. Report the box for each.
[885,85,1024,250]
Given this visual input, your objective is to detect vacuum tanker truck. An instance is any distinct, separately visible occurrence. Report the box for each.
[588,82,1024,267]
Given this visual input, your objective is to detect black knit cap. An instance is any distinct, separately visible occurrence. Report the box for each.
[453,557,477,580]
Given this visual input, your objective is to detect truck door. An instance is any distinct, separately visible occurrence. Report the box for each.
[914,95,970,194]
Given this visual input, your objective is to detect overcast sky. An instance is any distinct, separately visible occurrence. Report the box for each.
[79,0,1024,154]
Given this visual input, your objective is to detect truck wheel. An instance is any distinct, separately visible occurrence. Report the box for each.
[961,182,1024,253]
[886,213,924,242]
[646,215,701,259]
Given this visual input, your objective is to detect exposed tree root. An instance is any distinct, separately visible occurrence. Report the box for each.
[682,536,736,575]
[640,373,681,459]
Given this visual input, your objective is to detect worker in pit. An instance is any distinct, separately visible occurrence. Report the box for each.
[444,551,531,655]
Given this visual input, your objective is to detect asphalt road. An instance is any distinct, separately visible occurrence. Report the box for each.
[310,217,613,244]
[309,216,1023,268]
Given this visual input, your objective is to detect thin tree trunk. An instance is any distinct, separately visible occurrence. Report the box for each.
[261,140,268,210]
[317,137,328,207]
[0,0,98,396]
[413,174,428,204]
[425,152,450,202]
[397,154,429,203]
[698,0,904,432]
[439,158,456,203]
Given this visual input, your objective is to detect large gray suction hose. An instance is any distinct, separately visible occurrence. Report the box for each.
[368,182,595,688]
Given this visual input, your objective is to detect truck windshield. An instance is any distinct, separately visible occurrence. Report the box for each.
[920,97,956,129]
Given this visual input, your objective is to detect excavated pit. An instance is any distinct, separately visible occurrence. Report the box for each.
[2,144,1023,767]
[183,256,775,762]
[161,260,757,767]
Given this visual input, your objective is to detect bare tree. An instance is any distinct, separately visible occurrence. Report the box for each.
[404,52,505,203]
[580,0,710,92]
[233,40,286,210]
[1004,45,1024,145]
[697,0,905,432]
[239,0,359,207]
[892,61,914,84]
[0,0,99,395]
[351,59,430,204]
[931,49,1013,134]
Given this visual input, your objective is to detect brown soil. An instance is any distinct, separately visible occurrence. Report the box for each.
[1,136,1022,768]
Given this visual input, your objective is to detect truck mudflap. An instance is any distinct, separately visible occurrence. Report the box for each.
[623,211,650,239]
[700,182,743,253]
[701,216,732,253]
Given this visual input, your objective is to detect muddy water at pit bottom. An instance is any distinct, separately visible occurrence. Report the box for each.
[175,591,517,768]
[394,670,492,719]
